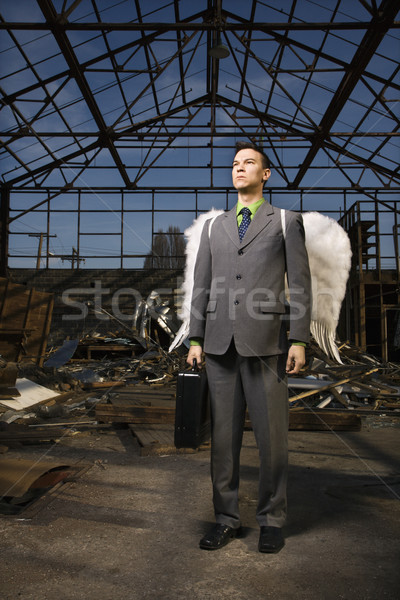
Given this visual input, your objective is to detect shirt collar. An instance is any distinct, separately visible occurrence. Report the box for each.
[236,197,265,218]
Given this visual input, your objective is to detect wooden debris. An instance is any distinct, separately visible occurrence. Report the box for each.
[0,277,54,367]
[96,403,175,424]
[289,368,379,403]
[0,316,397,455]
[0,424,72,445]
[128,409,362,455]
[288,410,361,431]
[129,424,210,456]
[74,343,139,360]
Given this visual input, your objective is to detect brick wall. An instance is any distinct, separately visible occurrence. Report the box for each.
[9,269,184,345]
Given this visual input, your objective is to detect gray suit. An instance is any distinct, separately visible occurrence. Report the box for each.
[189,201,311,528]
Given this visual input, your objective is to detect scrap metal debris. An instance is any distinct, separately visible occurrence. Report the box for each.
[0,457,89,516]
[0,289,398,455]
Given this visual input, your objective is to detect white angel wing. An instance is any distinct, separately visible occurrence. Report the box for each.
[303,212,352,362]
[168,208,224,352]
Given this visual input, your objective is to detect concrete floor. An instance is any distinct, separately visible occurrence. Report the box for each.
[1,420,399,600]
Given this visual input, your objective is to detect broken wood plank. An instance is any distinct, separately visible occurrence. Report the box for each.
[351,379,400,396]
[109,388,175,403]
[128,423,210,456]
[288,410,361,431]
[329,387,350,408]
[97,401,362,432]
[0,427,72,444]
[133,424,173,446]
[95,403,175,423]
[112,388,175,397]
[80,381,126,390]
[109,397,151,407]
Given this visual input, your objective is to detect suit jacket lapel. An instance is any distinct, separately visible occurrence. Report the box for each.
[222,201,275,249]
[243,201,275,246]
[222,207,241,248]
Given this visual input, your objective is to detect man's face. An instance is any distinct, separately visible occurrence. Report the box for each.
[232,149,271,192]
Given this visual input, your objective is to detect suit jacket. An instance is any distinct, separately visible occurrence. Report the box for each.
[189,201,312,357]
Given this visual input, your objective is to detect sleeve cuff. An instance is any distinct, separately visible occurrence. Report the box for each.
[189,337,203,347]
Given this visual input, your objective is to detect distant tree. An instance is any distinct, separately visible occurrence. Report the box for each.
[143,225,185,268]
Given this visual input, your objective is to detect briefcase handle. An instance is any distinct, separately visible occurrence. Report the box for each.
[192,358,199,372]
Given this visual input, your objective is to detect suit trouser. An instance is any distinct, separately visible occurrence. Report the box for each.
[205,341,289,529]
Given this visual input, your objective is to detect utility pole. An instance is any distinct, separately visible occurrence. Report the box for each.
[61,247,85,269]
[28,233,57,269]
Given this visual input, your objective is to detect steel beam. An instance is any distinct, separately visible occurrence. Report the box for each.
[2,21,398,31]
[291,0,400,188]
[37,0,132,188]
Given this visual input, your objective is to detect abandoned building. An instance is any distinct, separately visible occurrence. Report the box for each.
[0,1,399,599]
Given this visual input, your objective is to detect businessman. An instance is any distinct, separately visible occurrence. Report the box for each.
[187,141,311,553]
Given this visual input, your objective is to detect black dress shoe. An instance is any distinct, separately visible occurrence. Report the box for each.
[199,524,241,550]
[258,526,284,553]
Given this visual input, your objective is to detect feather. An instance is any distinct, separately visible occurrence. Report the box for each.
[168,209,224,352]
[303,212,352,362]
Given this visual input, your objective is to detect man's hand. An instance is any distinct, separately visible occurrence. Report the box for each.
[187,345,203,368]
[286,345,306,375]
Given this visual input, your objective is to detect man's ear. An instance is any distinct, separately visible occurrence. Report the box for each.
[262,169,271,182]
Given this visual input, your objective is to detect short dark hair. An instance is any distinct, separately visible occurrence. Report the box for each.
[234,141,271,170]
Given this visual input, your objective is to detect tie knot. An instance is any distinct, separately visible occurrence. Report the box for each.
[240,207,251,216]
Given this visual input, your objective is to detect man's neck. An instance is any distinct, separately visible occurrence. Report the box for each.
[237,190,264,205]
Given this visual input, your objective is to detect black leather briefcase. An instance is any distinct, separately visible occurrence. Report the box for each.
[174,359,210,449]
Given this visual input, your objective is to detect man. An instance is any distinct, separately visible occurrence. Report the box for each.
[187,141,311,553]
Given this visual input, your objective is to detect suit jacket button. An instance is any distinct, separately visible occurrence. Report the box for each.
[236,274,241,280]
[238,249,243,255]
[234,300,239,305]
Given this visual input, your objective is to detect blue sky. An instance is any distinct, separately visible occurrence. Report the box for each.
[1,0,399,268]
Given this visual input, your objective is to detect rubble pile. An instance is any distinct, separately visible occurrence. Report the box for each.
[0,305,399,456]
[298,340,400,413]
